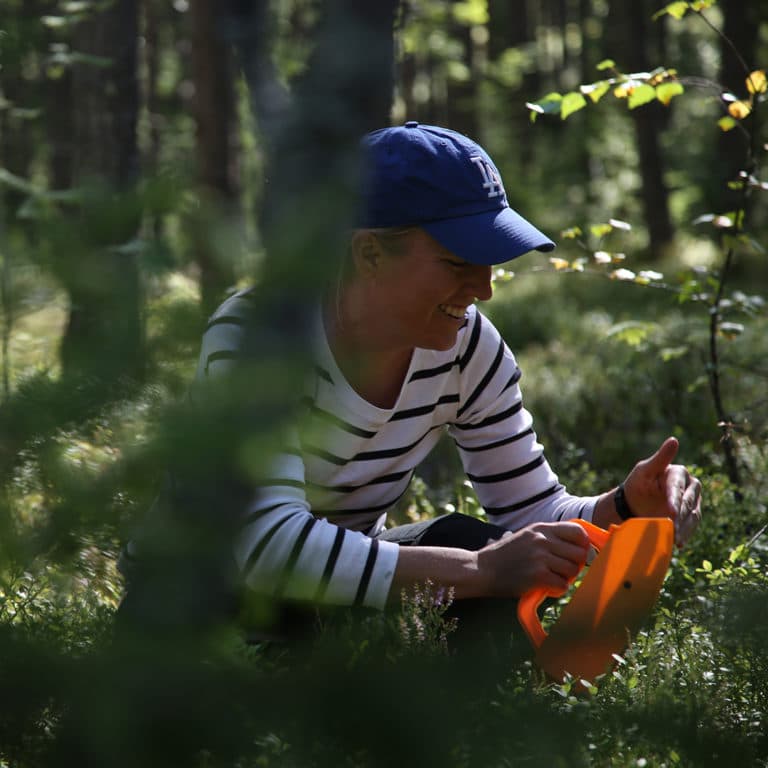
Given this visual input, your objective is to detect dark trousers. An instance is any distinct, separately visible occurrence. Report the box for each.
[376,511,508,549]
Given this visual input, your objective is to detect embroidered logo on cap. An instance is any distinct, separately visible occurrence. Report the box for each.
[470,156,505,199]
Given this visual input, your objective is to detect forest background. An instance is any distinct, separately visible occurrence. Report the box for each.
[0,0,767,766]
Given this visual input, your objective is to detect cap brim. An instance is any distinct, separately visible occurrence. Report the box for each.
[422,206,555,266]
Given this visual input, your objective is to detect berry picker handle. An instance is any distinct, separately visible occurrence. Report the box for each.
[517,519,614,649]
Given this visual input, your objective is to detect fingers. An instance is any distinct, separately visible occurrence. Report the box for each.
[675,475,703,547]
[639,436,679,474]
[483,522,591,596]
[664,464,690,516]
[539,522,591,581]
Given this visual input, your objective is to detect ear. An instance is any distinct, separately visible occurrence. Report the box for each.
[350,230,383,279]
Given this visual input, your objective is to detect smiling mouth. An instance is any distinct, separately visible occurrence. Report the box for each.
[438,304,468,320]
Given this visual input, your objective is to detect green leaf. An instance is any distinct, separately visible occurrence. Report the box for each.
[690,0,716,9]
[652,2,691,21]
[561,91,587,120]
[628,84,657,109]
[581,81,611,104]
[452,0,490,26]
[729,544,747,563]
[606,321,658,347]
[656,81,684,105]
[590,223,613,238]
[596,59,615,71]
[526,92,563,122]
[660,345,689,362]
[718,116,738,132]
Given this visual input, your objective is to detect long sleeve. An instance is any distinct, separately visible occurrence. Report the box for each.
[194,289,398,610]
[448,309,599,529]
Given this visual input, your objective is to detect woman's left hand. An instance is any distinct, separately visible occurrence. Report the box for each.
[623,436,703,547]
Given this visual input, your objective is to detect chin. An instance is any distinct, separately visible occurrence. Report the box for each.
[422,335,458,351]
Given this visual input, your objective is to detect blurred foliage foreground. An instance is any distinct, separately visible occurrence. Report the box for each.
[2,2,768,764]
[0,260,767,768]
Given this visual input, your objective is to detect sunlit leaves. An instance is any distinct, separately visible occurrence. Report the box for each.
[628,83,657,109]
[528,65,683,121]
[594,251,612,264]
[560,226,583,239]
[692,212,735,228]
[561,91,587,120]
[612,81,637,99]
[746,69,767,95]
[636,270,664,285]
[526,92,562,122]
[549,257,571,271]
[660,345,689,362]
[548,256,585,272]
[580,81,610,104]
[727,100,752,119]
[652,0,716,20]
[606,321,658,347]
[451,0,489,27]
[595,251,626,264]
[492,267,514,284]
[590,223,614,238]
[656,81,684,105]
[652,1,690,19]
[718,70,765,127]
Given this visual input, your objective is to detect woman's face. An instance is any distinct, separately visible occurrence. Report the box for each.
[363,228,494,352]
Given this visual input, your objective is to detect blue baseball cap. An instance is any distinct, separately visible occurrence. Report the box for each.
[358,121,555,265]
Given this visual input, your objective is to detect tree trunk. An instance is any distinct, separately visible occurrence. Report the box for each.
[714,0,763,213]
[58,0,144,383]
[189,0,239,317]
[606,0,674,258]
[445,25,479,139]
[487,0,536,173]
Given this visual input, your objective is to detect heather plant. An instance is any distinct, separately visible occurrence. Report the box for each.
[398,579,457,655]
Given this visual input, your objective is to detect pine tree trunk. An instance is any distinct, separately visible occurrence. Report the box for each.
[58,0,144,383]
[189,0,239,317]
[606,0,674,258]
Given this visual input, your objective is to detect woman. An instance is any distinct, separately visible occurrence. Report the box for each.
[197,122,702,622]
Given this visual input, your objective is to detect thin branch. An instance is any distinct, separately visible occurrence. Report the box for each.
[694,9,753,83]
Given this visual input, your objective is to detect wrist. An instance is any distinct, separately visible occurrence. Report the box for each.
[614,482,635,520]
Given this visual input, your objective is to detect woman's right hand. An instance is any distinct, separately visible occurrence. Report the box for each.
[476,521,591,598]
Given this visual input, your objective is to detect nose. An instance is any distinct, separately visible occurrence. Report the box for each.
[468,264,493,301]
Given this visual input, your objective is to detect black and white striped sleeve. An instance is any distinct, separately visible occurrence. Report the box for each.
[449,310,598,530]
[194,291,399,609]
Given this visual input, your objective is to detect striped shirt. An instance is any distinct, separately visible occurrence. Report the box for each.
[195,289,597,611]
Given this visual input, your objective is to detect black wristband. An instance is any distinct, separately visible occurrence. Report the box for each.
[614,483,635,521]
